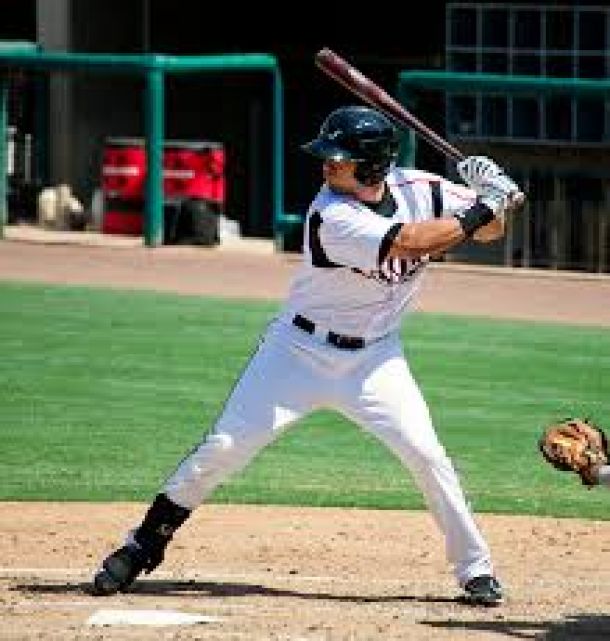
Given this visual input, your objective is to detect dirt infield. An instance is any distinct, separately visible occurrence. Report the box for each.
[1,235,609,640]
[2,503,610,641]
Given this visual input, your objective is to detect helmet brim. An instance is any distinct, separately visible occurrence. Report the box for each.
[300,138,363,162]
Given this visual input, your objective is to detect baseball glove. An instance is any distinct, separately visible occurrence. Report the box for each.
[539,418,608,486]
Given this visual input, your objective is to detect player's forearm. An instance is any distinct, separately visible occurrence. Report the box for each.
[388,202,497,259]
[388,218,466,259]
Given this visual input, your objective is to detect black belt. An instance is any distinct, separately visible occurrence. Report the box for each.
[292,314,365,350]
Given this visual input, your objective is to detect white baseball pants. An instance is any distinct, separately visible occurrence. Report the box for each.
[163,319,494,586]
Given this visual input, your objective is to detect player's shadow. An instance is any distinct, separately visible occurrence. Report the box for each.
[14,579,457,605]
[424,614,610,640]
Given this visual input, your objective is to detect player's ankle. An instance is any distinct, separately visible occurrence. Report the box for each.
[134,493,192,551]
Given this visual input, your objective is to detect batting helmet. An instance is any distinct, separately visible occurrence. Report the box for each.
[301,106,401,185]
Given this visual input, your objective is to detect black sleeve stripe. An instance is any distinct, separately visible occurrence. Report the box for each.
[430,181,443,218]
[378,223,403,265]
[309,211,343,268]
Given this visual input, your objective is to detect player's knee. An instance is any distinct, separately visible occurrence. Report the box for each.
[204,428,265,459]
[184,433,235,470]
[199,429,265,476]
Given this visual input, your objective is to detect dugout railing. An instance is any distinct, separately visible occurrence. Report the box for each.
[0,42,295,248]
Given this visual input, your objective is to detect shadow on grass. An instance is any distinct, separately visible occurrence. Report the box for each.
[424,614,610,640]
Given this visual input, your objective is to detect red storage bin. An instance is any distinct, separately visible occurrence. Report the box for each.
[100,138,225,239]
[163,142,225,204]
[101,138,146,201]
[101,209,143,235]
[101,138,225,204]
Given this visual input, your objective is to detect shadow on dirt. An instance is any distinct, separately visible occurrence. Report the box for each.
[424,614,610,640]
[14,578,459,605]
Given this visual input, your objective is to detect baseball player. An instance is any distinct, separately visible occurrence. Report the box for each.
[92,105,522,606]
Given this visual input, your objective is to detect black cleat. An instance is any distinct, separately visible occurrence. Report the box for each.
[92,494,187,596]
[462,575,504,607]
[92,545,149,596]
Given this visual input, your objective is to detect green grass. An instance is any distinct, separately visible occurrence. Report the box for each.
[1,281,608,519]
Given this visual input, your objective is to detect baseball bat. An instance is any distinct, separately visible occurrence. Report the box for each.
[314,48,526,207]
[315,48,464,162]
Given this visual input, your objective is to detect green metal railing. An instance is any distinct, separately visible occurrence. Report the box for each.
[396,70,610,166]
[0,45,287,247]
[396,70,610,272]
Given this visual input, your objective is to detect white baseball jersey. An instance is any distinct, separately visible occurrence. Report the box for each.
[280,167,476,342]
[162,166,495,587]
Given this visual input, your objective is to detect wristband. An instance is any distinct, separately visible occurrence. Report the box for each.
[454,201,495,238]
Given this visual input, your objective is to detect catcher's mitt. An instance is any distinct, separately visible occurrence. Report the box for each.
[539,418,608,486]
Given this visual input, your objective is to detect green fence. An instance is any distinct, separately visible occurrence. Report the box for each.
[397,70,610,167]
[0,44,289,247]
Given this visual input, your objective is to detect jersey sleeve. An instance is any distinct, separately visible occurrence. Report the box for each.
[316,204,401,272]
[391,168,476,222]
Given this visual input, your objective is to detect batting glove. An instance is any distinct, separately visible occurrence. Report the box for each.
[457,156,520,195]
[457,156,524,218]
[477,183,509,221]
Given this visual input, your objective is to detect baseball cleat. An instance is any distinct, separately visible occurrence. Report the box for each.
[91,545,148,596]
[462,575,503,607]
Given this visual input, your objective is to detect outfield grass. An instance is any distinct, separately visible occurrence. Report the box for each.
[1,281,608,519]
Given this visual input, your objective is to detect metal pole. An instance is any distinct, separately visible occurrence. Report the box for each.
[504,205,513,267]
[33,73,49,187]
[144,66,164,247]
[272,67,284,242]
[600,185,609,273]
[0,74,8,238]
[522,176,531,268]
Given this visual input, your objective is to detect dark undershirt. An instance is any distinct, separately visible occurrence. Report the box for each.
[362,183,398,219]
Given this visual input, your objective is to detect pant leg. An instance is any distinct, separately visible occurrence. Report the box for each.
[163,330,322,509]
[337,338,493,586]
